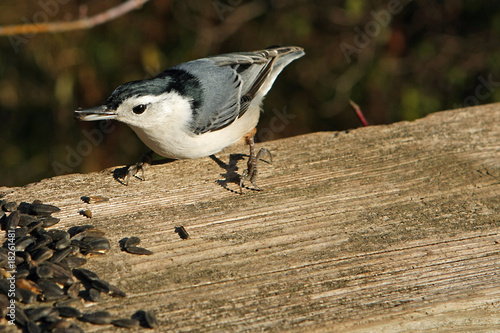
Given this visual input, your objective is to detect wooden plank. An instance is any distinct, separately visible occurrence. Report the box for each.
[1,104,499,332]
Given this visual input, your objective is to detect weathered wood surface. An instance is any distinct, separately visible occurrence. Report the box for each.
[2,104,500,332]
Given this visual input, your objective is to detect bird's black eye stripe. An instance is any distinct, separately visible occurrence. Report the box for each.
[133,104,148,114]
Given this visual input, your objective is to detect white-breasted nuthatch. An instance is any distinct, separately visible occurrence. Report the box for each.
[75,46,305,192]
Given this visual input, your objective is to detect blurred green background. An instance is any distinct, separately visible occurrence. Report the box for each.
[0,0,499,187]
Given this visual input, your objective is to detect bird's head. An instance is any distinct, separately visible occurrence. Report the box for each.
[75,77,195,131]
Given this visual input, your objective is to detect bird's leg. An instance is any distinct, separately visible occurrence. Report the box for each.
[125,150,153,185]
[239,129,272,194]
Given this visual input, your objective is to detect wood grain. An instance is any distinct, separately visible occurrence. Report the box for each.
[2,104,499,332]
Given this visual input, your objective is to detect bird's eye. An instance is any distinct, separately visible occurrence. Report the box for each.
[133,104,147,114]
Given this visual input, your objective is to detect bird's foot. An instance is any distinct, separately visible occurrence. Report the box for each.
[239,148,272,194]
[125,150,153,185]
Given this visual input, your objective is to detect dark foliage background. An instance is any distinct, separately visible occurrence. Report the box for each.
[0,0,499,187]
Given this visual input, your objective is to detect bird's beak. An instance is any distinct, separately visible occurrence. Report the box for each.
[74,105,117,121]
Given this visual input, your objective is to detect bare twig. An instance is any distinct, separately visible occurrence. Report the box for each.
[349,100,369,126]
[0,0,150,36]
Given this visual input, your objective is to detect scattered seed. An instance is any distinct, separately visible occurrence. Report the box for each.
[55,237,71,250]
[38,280,66,301]
[125,246,154,255]
[15,235,36,252]
[0,198,146,332]
[40,216,60,228]
[133,310,159,328]
[81,196,109,204]
[108,283,127,298]
[49,318,73,330]
[61,256,87,269]
[88,288,101,302]
[175,225,190,239]
[18,288,37,304]
[31,248,54,263]
[24,306,54,321]
[18,214,38,227]
[68,224,95,236]
[25,233,51,252]
[16,267,31,279]
[46,229,70,241]
[144,310,159,328]
[112,318,140,328]
[4,210,20,230]
[91,279,110,294]
[73,268,99,282]
[70,229,106,241]
[121,236,154,255]
[66,282,83,299]
[51,262,72,276]
[30,203,61,216]
[81,237,110,254]
[124,236,141,247]
[44,308,61,323]
[17,201,33,214]
[14,226,29,238]
[79,311,113,325]
[55,306,82,318]
[36,264,54,279]
[16,279,41,294]
[49,247,73,264]
[70,239,89,253]
[79,209,92,218]
[51,275,75,288]
[16,279,40,295]
[25,220,44,235]
[2,201,17,212]
[67,244,80,256]
[89,279,126,298]
[54,297,83,308]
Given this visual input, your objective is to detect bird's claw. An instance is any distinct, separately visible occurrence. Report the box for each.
[125,151,153,185]
[239,148,272,194]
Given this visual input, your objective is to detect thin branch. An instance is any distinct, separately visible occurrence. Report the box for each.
[0,0,150,36]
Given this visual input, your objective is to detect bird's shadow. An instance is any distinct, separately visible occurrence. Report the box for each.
[210,153,272,194]
[112,152,269,194]
[112,156,175,186]
[210,154,245,194]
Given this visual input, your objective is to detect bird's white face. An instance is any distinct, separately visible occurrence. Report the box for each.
[76,92,194,132]
[114,94,171,129]
[118,93,195,137]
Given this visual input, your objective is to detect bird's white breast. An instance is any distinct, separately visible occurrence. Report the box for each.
[128,93,261,159]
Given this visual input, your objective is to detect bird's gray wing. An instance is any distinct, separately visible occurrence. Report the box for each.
[207,50,280,120]
[169,47,304,135]
[175,52,276,135]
